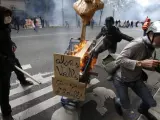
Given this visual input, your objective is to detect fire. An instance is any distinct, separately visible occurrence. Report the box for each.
[90,57,97,69]
[72,40,87,55]
[71,40,97,72]
[80,52,97,70]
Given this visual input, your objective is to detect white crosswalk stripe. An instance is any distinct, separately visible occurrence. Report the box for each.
[10,86,52,108]
[10,73,54,96]
[13,96,61,120]
[21,64,32,70]
[0,71,100,120]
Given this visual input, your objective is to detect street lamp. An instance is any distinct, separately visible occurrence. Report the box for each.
[62,0,64,26]
[113,9,115,18]
[112,4,115,18]
[75,0,78,27]
[99,9,103,26]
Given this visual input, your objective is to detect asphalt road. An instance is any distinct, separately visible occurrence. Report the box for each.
[11,27,143,76]
[0,27,160,120]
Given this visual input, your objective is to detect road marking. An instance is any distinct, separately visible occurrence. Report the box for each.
[10,86,52,109]
[0,71,102,119]
[10,74,53,97]
[22,64,32,70]
[11,81,19,86]
[0,76,103,119]
[10,72,53,87]
[11,64,32,75]
[13,96,61,120]
[10,85,32,97]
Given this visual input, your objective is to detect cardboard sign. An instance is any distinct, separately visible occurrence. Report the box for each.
[52,77,86,101]
[54,54,80,81]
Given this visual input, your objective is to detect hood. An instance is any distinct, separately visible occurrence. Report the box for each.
[0,6,12,29]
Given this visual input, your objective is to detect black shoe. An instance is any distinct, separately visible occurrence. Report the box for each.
[2,115,14,120]
[123,110,140,120]
[138,108,157,120]
[114,98,123,116]
[20,80,33,86]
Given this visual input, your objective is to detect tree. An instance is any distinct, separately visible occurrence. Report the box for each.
[99,9,103,25]
[62,0,64,26]
[104,0,136,12]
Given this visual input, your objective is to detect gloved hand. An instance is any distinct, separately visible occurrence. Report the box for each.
[12,43,17,52]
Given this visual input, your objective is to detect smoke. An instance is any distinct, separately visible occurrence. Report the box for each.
[24,0,160,26]
[116,0,160,21]
[25,0,55,20]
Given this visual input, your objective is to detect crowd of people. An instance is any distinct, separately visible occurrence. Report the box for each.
[11,16,45,32]
[0,4,160,120]
[115,20,145,28]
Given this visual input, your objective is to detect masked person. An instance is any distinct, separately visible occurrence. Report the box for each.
[113,21,160,120]
[0,6,15,120]
[93,16,134,59]
[0,6,32,120]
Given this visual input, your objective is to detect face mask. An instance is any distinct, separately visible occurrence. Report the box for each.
[4,16,12,24]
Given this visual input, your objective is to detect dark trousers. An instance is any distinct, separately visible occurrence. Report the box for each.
[14,23,19,31]
[94,42,117,58]
[0,71,12,117]
[113,77,157,111]
[14,58,26,83]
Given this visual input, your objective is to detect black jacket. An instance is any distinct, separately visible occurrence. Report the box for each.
[0,6,15,71]
[96,26,134,44]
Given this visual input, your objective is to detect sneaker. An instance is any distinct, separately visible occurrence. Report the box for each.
[20,80,33,86]
[123,110,140,120]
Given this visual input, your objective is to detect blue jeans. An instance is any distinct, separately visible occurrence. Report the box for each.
[113,76,157,111]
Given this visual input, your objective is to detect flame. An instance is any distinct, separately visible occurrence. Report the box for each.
[80,51,97,72]
[91,57,97,69]
[73,40,87,55]
[71,40,97,72]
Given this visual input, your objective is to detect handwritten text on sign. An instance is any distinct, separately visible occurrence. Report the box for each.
[54,54,80,81]
[52,78,86,101]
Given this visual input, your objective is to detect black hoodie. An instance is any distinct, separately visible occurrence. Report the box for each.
[0,6,16,70]
[0,6,15,57]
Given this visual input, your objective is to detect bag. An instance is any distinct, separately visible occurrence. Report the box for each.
[102,54,120,75]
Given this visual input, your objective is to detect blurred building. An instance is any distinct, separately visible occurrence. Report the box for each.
[0,0,116,26]
[0,0,25,10]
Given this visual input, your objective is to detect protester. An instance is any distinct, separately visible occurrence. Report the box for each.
[114,21,160,120]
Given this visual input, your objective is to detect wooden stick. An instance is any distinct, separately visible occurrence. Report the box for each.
[81,23,86,42]
[88,36,104,54]
[15,65,42,84]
